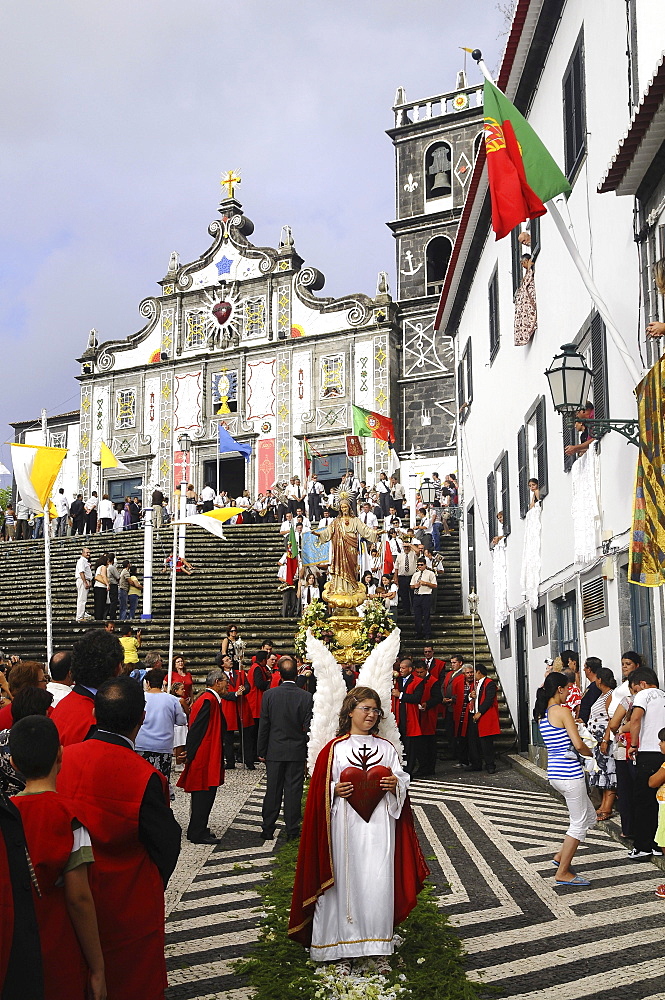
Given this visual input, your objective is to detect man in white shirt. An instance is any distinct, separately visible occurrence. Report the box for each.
[280,512,295,535]
[318,508,335,529]
[394,545,418,614]
[75,546,93,621]
[294,508,311,531]
[84,492,98,534]
[410,558,438,640]
[201,484,216,512]
[358,501,379,529]
[390,476,406,516]
[628,668,665,858]
[306,474,325,522]
[46,650,73,706]
[286,477,305,516]
[53,488,70,537]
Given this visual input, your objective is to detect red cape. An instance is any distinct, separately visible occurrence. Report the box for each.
[288,735,429,946]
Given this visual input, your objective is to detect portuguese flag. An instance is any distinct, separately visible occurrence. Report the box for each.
[286,522,299,585]
[483,80,571,240]
[352,404,395,443]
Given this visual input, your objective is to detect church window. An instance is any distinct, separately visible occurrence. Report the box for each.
[115,389,136,430]
[185,310,207,350]
[424,141,452,201]
[319,354,345,399]
[473,131,484,161]
[243,297,266,339]
[426,236,452,295]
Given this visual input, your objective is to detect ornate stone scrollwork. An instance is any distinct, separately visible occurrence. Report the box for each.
[96,349,115,372]
[300,410,316,426]
[295,267,372,328]
[139,298,158,322]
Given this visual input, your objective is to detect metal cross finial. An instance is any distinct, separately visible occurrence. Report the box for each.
[221,170,241,198]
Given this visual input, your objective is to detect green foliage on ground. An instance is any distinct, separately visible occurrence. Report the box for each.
[235,838,490,1000]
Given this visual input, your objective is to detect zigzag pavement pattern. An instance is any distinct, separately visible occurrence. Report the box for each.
[165,770,665,999]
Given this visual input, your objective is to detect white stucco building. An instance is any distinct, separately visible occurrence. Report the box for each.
[436,0,665,750]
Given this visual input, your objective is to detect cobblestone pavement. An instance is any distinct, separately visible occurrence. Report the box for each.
[164,760,665,999]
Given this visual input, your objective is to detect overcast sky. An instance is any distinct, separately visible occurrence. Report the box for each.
[0,0,508,468]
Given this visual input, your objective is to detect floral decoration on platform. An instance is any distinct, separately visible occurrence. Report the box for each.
[294,598,395,661]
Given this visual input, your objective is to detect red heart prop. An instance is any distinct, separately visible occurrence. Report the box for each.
[212,301,232,325]
[339,764,392,823]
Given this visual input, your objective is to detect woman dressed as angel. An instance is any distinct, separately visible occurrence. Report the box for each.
[288,685,429,976]
[313,497,380,597]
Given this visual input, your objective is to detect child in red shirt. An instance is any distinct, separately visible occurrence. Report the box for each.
[10,715,106,1000]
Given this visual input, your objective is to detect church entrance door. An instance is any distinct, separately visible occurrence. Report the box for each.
[312,452,348,490]
[203,458,245,498]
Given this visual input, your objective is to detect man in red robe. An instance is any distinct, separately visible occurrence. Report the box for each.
[451,663,475,768]
[288,735,429,947]
[468,663,501,774]
[52,630,123,746]
[57,676,181,1000]
[391,658,425,774]
[245,650,271,769]
[422,644,446,681]
[177,668,227,843]
[0,793,43,999]
[412,660,443,777]
[218,654,250,768]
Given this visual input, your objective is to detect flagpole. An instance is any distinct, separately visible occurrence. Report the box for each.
[470,48,642,387]
[41,409,54,664]
[167,516,178,690]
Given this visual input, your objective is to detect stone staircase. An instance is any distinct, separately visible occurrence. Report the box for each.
[0,522,516,752]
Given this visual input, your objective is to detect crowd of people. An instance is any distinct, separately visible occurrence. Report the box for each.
[0,470,459,541]
[534,649,665,890]
[74,547,143,623]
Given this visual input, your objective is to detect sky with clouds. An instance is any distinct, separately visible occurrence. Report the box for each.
[0,0,508,469]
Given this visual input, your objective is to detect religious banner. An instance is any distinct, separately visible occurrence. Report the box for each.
[345,435,364,458]
[301,530,330,570]
[629,356,665,586]
[257,438,275,495]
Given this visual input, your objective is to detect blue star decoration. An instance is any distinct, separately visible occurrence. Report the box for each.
[216,256,233,276]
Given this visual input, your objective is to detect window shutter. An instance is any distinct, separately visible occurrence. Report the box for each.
[467,503,477,593]
[563,417,576,473]
[457,359,465,411]
[487,471,496,542]
[465,338,473,404]
[517,425,528,518]
[563,69,574,176]
[582,577,606,622]
[535,396,548,497]
[489,270,500,360]
[511,227,522,297]
[500,452,511,537]
[590,313,608,424]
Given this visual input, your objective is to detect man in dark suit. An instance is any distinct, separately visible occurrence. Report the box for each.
[257,656,313,841]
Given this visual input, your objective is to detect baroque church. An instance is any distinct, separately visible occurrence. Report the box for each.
[14,71,484,503]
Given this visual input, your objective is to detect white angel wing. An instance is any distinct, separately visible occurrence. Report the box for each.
[357,627,403,758]
[306,629,347,775]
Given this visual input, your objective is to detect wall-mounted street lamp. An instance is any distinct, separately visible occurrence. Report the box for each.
[544,344,640,447]
[419,477,437,505]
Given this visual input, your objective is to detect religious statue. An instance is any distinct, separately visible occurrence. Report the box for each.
[314,497,380,610]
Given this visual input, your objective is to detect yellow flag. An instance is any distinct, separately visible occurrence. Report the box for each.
[11,444,67,512]
[100,442,130,472]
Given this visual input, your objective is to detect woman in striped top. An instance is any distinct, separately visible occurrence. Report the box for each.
[534,672,596,886]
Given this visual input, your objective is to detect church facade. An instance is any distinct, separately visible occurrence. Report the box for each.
[13,71,484,506]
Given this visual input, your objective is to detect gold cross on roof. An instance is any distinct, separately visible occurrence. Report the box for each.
[221,170,241,198]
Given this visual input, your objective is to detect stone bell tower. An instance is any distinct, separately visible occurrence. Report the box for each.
[387,69,484,457]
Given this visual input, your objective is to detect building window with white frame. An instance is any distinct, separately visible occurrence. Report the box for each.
[487,450,510,545]
[425,236,452,295]
[511,218,540,296]
[562,28,587,182]
[457,337,472,422]
[488,266,500,362]
[517,395,548,517]
[115,389,136,430]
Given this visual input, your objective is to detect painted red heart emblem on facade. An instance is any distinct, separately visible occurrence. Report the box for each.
[212,301,232,325]
[339,764,392,822]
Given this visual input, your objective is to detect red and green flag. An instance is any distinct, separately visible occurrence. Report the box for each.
[286,522,299,585]
[483,79,571,240]
[352,404,395,443]
[303,436,322,478]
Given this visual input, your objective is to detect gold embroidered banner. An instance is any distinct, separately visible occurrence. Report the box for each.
[629,356,665,586]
